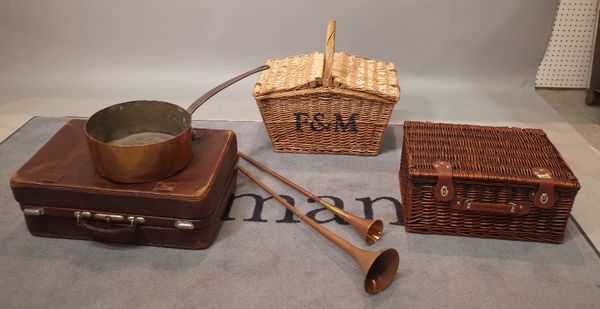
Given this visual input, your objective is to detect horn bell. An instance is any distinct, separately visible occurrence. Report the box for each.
[353,218,384,246]
[358,248,400,295]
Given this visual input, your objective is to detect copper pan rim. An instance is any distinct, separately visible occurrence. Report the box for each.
[85,100,191,148]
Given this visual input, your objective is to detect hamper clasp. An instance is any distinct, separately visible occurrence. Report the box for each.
[433,161,454,202]
[532,167,556,208]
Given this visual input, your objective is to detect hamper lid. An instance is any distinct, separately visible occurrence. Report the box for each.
[253,21,400,102]
[403,121,580,190]
[253,52,400,102]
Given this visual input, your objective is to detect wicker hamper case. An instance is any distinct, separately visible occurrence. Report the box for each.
[399,121,580,243]
[252,21,400,155]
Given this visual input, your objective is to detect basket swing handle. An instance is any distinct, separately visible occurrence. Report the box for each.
[322,20,336,87]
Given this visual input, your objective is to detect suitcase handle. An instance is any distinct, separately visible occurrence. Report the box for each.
[77,221,137,236]
[75,211,138,236]
[450,198,531,215]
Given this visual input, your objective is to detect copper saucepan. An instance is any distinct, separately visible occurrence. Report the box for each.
[85,65,269,183]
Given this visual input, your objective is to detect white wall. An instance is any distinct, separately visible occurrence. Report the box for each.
[0,0,557,104]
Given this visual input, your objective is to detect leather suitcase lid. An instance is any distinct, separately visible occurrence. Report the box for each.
[10,119,238,219]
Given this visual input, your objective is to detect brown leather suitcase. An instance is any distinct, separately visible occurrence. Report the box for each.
[10,119,238,249]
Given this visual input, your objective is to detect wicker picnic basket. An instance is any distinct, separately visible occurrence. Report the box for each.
[252,21,400,155]
[399,121,581,243]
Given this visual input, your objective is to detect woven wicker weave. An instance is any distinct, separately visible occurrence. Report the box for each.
[253,21,400,155]
[399,121,580,243]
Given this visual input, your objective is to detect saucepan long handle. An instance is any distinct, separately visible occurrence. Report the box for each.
[186,65,270,114]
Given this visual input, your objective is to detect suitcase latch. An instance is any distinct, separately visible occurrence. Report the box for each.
[175,220,195,230]
[94,213,125,223]
[74,211,146,228]
[532,167,556,208]
[433,161,454,202]
[74,211,92,223]
[127,216,146,228]
[22,207,44,216]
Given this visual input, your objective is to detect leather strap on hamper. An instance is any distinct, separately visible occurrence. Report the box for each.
[532,167,556,209]
[433,161,454,202]
[450,198,531,215]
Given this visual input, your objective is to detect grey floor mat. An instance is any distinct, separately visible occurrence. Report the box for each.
[0,117,598,308]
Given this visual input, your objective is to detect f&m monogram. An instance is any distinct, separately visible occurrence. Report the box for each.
[294,112,358,132]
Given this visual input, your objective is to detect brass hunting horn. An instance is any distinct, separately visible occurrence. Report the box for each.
[237,165,400,295]
[238,152,383,245]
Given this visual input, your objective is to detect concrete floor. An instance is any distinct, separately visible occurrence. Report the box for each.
[537,89,600,153]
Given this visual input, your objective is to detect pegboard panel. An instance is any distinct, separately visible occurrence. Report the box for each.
[536,0,598,88]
